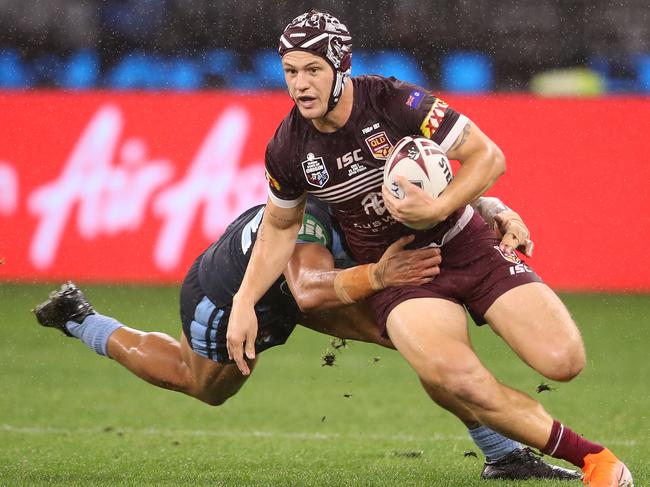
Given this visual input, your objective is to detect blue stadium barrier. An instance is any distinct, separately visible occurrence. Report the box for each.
[635,55,650,92]
[0,48,34,88]
[58,49,100,89]
[165,58,204,90]
[352,50,428,86]
[376,50,427,86]
[588,55,638,93]
[441,51,494,93]
[252,49,285,88]
[201,48,239,78]
[33,53,63,86]
[106,52,165,89]
[226,72,264,91]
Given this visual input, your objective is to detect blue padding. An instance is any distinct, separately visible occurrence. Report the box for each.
[33,54,63,85]
[225,71,263,90]
[59,49,100,89]
[588,55,638,93]
[636,55,650,92]
[253,49,285,88]
[377,50,427,86]
[202,48,239,76]
[352,50,427,86]
[106,52,165,89]
[165,58,203,90]
[442,51,494,93]
[0,48,34,88]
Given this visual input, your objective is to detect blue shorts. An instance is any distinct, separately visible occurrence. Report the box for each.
[180,257,299,364]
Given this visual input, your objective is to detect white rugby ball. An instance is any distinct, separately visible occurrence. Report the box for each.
[383,136,452,200]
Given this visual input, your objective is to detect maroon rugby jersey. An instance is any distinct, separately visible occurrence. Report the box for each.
[265,75,469,263]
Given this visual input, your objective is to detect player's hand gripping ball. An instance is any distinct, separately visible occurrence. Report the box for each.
[383,136,452,200]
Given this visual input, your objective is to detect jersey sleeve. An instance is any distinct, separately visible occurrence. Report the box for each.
[296,198,334,250]
[265,135,306,208]
[382,78,469,153]
[296,198,357,269]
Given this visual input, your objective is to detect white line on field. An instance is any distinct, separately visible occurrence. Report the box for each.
[0,424,638,446]
[0,424,465,442]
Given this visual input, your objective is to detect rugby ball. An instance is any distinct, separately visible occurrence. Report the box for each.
[383,136,452,200]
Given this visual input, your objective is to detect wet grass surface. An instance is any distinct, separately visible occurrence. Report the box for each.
[1,285,648,485]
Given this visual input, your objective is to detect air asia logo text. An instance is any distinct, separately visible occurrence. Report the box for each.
[25,104,267,271]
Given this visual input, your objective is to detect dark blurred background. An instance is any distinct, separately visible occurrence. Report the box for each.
[0,0,648,93]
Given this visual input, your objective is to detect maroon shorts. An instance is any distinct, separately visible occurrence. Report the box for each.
[368,212,542,334]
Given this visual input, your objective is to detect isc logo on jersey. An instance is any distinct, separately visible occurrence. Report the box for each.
[383,136,452,202]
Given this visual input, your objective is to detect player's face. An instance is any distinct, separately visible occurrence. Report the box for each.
[282,51,333,119]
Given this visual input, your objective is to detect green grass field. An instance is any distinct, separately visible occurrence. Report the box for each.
[1,284,648,486]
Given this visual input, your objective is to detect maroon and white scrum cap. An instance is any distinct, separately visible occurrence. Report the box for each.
[278,10,352,112]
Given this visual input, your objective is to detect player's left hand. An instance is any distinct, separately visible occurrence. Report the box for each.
[376,234,442,286]
[494,210,534,257]
[227,295,258,375]
[381,176,449,230]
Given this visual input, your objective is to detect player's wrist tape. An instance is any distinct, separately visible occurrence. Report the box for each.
[333,263,385,304]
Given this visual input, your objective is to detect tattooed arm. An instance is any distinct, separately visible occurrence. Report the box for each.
[440,120,506,218]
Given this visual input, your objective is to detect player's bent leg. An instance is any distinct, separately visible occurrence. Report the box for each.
[106,328,254,406]
[33,282,253,407]
[107,327,193,392]
[385,297,556,448]
[484,282,585,382]
[305,297,580,479]
[419,379,581,480]
[387,297,633,482]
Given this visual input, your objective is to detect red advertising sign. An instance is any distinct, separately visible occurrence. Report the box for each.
[1,92,649,291]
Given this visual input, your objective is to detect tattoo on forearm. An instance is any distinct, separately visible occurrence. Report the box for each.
[450,123,471,151]
[267,212,295,225]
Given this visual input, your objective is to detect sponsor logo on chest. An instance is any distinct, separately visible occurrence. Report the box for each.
[301,153,329,188]
[336,149,369,177]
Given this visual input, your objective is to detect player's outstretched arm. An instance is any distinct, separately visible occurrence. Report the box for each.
[228,197,306,375]
[284,235,441,311]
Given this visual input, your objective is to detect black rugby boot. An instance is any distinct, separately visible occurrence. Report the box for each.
[481,447,582,481]
[32,282,95,336]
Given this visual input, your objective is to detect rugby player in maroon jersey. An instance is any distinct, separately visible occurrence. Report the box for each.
[228,10,633,486]
[33,196,554,480]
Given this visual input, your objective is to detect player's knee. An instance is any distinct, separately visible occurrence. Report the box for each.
[542,342,585,382]
[425,360,497,410]
[200,393,229,407]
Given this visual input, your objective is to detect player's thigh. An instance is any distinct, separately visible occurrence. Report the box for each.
[386,298,484,386]
[484,282,585,381]
[301,302,393,348]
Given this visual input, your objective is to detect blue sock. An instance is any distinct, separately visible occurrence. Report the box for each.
[468,425,521,462]
[65,313,123,357]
